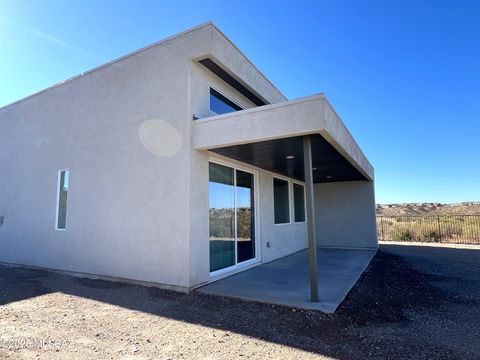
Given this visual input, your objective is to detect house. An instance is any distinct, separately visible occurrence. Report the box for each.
[0,22,377,304]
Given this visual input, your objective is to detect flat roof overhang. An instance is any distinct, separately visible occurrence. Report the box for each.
[198,58,268,106]
[193,94,374,183]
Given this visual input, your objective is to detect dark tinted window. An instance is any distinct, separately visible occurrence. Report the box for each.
[293,183,305,222]
[210,88,242,115]
[236,170,255,263]
[57,170,69,229]
[273,178,290,224]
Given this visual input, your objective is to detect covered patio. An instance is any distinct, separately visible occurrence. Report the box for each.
[198,247,375,313]
[194,93,378,311]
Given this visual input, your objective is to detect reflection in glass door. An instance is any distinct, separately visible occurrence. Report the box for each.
[235,170,255,263]
[209,162,255,273]
[209,163,235,272]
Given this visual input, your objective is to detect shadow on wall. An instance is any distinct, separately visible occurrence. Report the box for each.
[1,244,479,358]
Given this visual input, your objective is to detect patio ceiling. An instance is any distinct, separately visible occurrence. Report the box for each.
[193,94,374,182]
[211,134,367,183]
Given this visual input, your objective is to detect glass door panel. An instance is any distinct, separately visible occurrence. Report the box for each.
[236,170,255,263]
[209,162,256,273]
[209,162,235,272]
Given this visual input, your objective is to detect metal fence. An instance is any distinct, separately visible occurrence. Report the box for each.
[377,215,480,244]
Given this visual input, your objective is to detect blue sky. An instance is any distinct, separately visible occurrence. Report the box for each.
[1,0,479,203]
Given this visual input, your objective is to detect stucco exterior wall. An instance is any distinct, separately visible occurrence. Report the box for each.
[187,62,258,287]
[0,24,216,289]
[257,172,308,263]
[0,22,295,290]
[0,21,375,291]
[210,27,286,105]
[314,181,378,249]
[187,60,307,287]
[187,152,308,288]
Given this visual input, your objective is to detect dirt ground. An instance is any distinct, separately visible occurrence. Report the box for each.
[1,243,479,359]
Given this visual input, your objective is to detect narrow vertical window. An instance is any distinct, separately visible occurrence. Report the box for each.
[293,183,306,222]
[273,178,290,224]
[56,170,69,230]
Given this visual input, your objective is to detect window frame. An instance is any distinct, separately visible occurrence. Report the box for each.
[208,156,261,278]
[273,176,291,225]
[55,169,70,231]
[293,182,307,223]
[273,176,307,225]
[209,87,244,116]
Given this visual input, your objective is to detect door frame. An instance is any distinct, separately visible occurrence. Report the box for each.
[208,156,261,278]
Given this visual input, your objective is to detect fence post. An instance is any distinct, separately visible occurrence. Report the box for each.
[409,216,412,241]
[381,217,385,241]
[437,215,442,242]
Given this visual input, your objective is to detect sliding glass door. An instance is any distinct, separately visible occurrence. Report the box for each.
[209,161,256,274]
[209,163,236,272]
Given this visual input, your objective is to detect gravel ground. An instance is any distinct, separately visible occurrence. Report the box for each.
[0,243,479,359]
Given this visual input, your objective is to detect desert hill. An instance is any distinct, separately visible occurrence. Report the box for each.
[376,202,480,217]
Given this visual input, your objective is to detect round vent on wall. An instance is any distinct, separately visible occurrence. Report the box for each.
[139,119,181,156]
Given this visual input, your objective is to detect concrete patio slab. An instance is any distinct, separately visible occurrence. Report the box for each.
[197,248,376,313]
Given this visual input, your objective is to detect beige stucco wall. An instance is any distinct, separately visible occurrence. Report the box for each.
[0,22,297,290]
[187,151,308,287]
[258,172,308,263]
[0,23,216,289]
[187,60,307,286]
[314,181,378,249]
[0,21,376,290]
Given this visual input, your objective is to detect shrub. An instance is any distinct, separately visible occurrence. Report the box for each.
[398,230,413,241]
[387,223,413,241]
